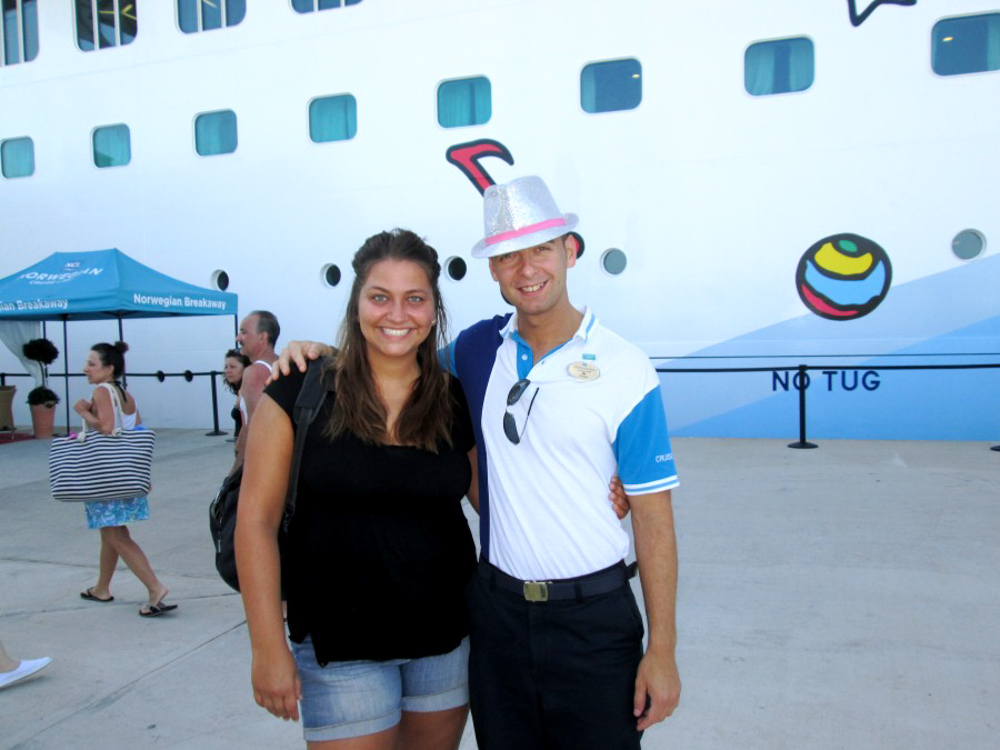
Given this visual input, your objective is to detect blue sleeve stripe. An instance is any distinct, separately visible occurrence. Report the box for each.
[613,386,677,488]
[623,476,680,495]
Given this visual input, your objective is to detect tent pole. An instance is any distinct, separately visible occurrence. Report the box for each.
[118,314,127,389]
[62,317,70,435]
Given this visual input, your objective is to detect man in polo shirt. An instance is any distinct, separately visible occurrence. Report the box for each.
[276,176,681,747]
[450,176,680,748]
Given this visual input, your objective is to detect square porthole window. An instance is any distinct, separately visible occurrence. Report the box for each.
[195,110,238,156]
[178,0,246,33]
[292,0,362,14]
[581,58,642,113]
[309,94,357,143]
[932,13,1000,76]
[745,37,814,96]
[1,136,34,178]
[75,0,137,51]
[2,0,39,65]
[438,76,491,128]
[93,124,131,168]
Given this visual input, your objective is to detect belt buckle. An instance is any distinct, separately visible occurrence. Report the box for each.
[523,581,549,602]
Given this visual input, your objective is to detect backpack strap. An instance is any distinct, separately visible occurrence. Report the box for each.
[282,356,330,531]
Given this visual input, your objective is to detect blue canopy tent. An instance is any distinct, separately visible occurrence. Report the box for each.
[0,249,238,431]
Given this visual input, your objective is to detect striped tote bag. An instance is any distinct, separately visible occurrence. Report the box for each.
[49,425,156,502]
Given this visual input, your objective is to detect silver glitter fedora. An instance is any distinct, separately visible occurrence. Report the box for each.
[471,176,579,259]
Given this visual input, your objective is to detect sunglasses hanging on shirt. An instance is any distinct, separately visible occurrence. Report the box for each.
[503,378,539,445]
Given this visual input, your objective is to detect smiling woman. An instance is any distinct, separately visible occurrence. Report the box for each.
[235,228,478,747]
[328,229,452,450]
[359,259,435,364]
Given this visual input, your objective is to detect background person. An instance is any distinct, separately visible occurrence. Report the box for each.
[232,310,280,472]
[223,348,251,440]
[236,230,476,749]
[73,342,176,618]
[0,640,51,690]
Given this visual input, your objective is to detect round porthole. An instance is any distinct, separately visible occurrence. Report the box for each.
[321,263,342,288]
[951,229,985,261]
[601,248,627,275]
[212,270,230,291]
[446,256,467,281]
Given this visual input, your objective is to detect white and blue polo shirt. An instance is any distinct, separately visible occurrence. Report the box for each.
[447,307,679,581]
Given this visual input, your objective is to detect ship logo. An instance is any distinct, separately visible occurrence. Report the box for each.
[847,0,917,28]
[796,233,892,320]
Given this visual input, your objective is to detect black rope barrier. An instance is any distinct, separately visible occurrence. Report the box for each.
[4,358,999,449]
[653,360,1000,450]
[0,369,233,437]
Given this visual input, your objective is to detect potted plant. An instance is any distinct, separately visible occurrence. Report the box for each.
[22,338,60,438]
[0,382,16,432]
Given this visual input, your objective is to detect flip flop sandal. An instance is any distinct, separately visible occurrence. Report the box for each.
[80,588,114,603]
[139,602,178,618]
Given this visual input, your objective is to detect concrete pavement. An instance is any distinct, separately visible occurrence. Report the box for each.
[1,430,998,748]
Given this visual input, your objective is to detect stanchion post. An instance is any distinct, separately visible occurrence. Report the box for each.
[205,370,227,437]
[788,364,818,449]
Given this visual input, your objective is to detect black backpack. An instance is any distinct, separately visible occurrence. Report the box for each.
[209,357,328,592]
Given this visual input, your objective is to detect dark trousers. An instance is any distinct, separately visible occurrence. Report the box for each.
[467,563,645,750]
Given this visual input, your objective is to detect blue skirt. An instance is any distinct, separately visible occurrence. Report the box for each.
[84,496,150,529]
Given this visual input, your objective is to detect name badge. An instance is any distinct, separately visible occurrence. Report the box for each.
[568,361,600,381]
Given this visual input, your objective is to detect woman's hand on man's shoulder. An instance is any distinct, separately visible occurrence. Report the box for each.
[271,341,333,382]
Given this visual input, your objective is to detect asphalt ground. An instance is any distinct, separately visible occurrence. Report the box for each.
[2,430,998,749]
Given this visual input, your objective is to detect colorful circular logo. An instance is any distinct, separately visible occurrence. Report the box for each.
[796,233,892,320]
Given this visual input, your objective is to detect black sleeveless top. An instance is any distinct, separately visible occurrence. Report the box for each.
[266,369,476,665]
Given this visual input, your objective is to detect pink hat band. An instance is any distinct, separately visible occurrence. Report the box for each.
[485,218,568,246]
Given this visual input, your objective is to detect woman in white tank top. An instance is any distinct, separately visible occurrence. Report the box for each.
[223,349,250,440]
[73,341,177,618]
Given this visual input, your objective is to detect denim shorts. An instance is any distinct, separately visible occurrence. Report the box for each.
[290,637,470,742]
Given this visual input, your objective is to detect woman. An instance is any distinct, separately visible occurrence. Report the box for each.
[74,342,176,618]
[223,348,251,438]
[237,230,476,749]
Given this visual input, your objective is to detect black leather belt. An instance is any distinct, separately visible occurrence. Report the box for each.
[478,559,637,602]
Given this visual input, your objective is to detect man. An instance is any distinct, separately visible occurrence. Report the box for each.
[232,310,279,472]
[451,176,681,748]
[279,177,680,747]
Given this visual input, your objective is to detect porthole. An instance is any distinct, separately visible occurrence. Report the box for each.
[567,231,585,259]
[322,263,342,288]
[601,248,627,275]
[952,229,985,261]
[212,270,230,291]
[446,256,467,281]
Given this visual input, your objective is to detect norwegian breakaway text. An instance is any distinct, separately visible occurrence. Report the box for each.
[0,299,70,312]
[133,293,227,311]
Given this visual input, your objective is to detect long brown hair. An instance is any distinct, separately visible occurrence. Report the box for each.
[323,229,453,450]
